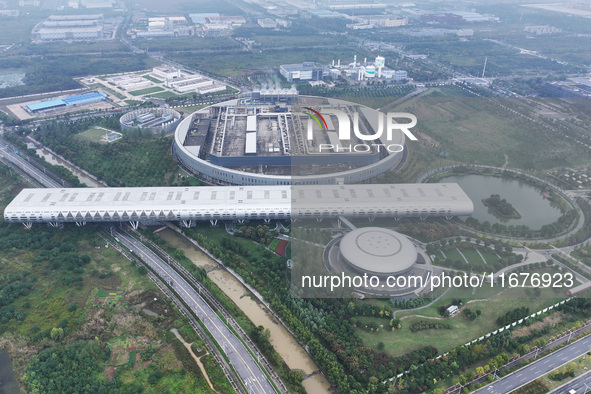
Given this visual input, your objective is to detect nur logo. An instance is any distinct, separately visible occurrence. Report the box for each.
[303,107,418,153]
[304,107,329,132]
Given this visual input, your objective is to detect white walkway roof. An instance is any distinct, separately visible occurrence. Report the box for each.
[4,183,473,223]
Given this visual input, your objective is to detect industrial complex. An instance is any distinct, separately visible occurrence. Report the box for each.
[281,56,408,83]
[31,14,119,42]
[173,93,409,185]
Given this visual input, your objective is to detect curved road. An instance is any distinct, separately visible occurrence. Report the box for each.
[115,229,276,394]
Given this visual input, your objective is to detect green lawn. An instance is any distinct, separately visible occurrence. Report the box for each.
[269,238,280,250]
[481,250,500,264]
[148,91,180,99]
[462,248,488,267]
[142,74,163,83]
[442,248,464,263]
[390,96,590,170]
[176,104,207,115]
[363,287,565,357]
[75,127,119,144]
[129,87,165,96]
[124,99,143,106]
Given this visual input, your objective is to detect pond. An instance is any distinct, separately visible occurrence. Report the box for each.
[439,174,563,230]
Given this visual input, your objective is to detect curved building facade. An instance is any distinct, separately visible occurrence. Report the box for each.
[121,108,182,133]
[173,95,408,186]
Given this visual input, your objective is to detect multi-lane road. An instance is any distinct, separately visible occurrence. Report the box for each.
[550,370,591,393]
[475,334,591,394]
[0,136,277,393]
[115,229,276,394]
[0,139,62,188]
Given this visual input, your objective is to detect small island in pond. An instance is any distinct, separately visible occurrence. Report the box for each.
[482,194,522,219]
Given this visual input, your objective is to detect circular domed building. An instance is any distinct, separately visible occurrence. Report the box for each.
[339,228,418,277]
[325,227,432,296]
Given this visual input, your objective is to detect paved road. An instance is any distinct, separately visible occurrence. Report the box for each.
[115,229,276,394]
[0,142,62,188]
[474,335,591,394]
[550,370,591,393]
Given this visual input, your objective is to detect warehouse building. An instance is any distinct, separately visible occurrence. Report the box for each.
[279,62,325,82]
[32,14,106,42]
[25,92,107,113]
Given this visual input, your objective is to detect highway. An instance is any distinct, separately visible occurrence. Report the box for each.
[114,229,276,394]
[474,334,591,394]
[0,140,62,188]
[0,134,277,393]
[550,370,591,393]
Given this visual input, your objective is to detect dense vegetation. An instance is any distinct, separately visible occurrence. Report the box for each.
[23,341,118,393]
[183,223,581,393]
[0,54,152,98]
[497,307,530,327]
[409,321,452,332]
[24,117,180,187]
[482,194,521,219]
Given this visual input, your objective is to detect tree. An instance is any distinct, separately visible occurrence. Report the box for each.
[50,327,64,341]
[287,370,303,385]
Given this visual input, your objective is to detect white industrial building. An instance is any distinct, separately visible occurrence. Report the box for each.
[152,66,182,81]
[198,84,226,94]
[329,55,408,82]
[257,18,277,28]
[107,74,153,91]
[33,26,103,40]
[280,62,325,82]
[169,77,213,93]
[32,14,106,42]
[4,184,473,227]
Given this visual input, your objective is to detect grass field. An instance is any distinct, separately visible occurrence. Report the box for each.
[359,287,565,357]
[124,99,143,106]
[481,250,500,264]
[129,87,165,96]
[441,248,464,263]
[269,238,280,250]
[148,91,180,99]
[462,248,488,267]
[75,127,118,144]
[391,95,590,170]
[142,74,163,83]
[171,47,362,77]
[176,104,207,115]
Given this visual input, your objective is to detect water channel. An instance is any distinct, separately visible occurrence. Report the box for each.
[35,149,103,187]
[157,228,331,393]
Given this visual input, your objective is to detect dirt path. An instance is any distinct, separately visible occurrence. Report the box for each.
[170,328,214,391]
[502,154,509,169]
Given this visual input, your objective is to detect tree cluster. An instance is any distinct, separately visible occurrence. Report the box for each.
[409,320,452,332]
[497,307,530,326]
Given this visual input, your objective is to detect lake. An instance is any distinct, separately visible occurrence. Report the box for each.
[439,174,563,229]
